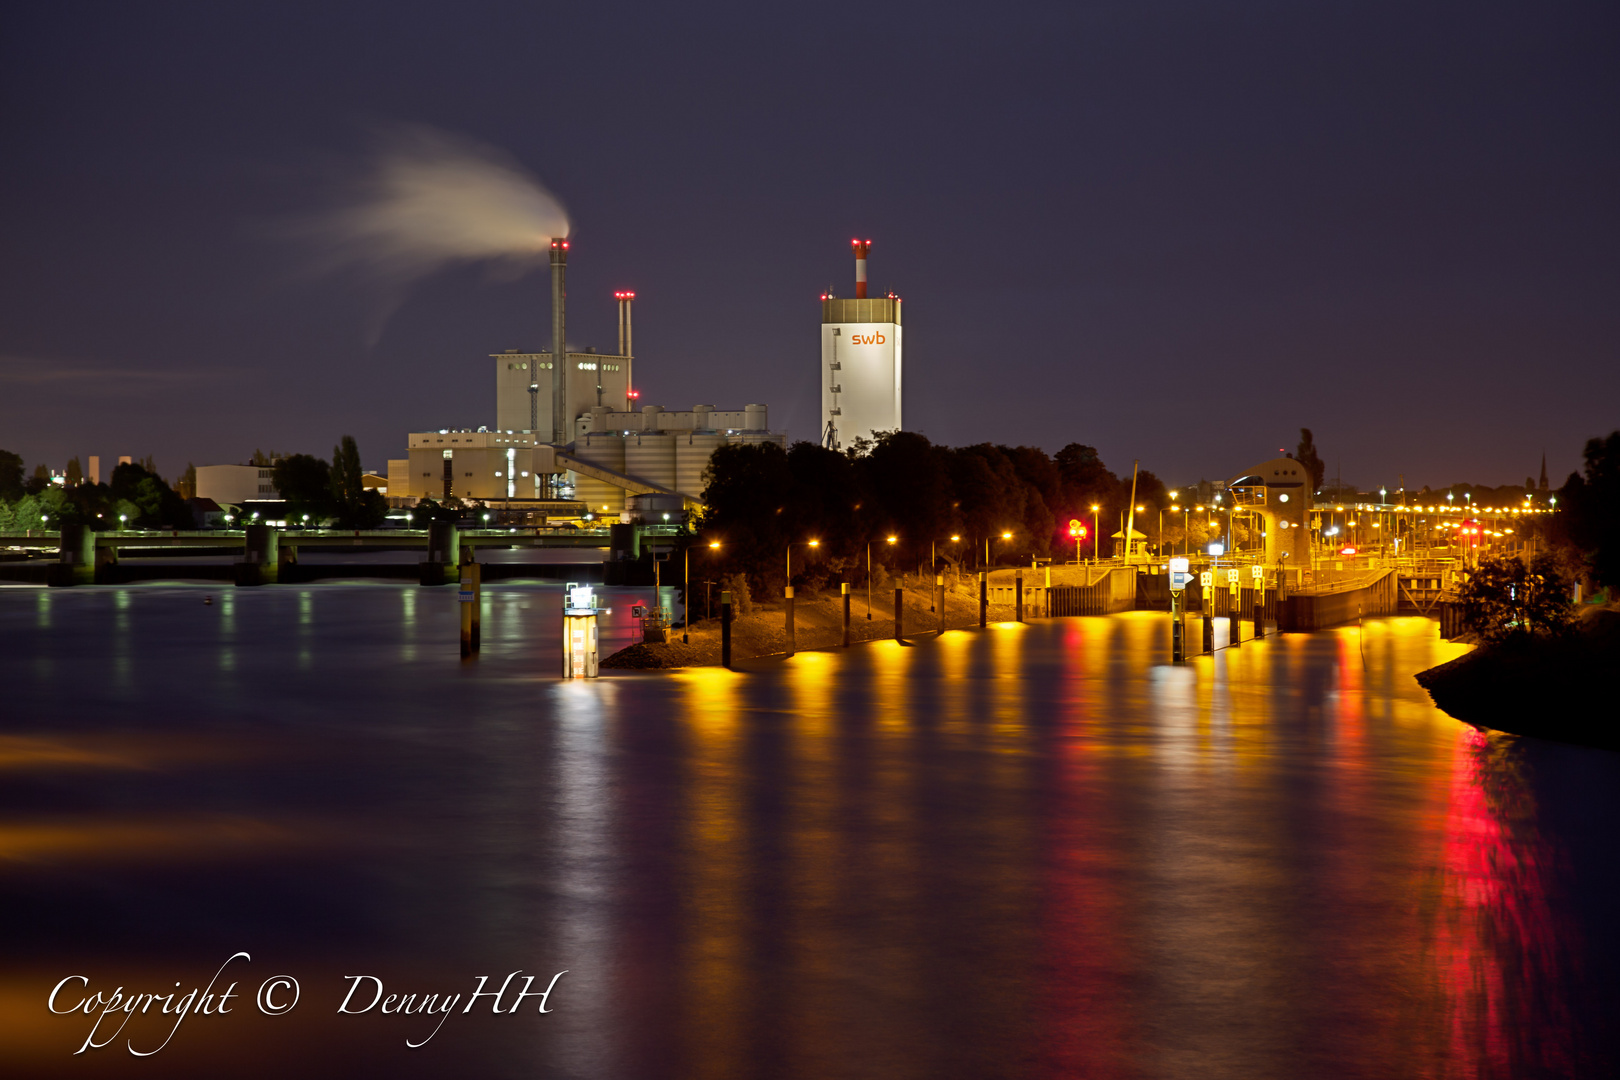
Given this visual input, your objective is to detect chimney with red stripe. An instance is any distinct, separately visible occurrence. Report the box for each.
[851,238,871,299]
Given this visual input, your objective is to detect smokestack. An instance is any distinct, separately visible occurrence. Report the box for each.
[549,238,569,445]
[616,291,635,398]
[851,239,871,299]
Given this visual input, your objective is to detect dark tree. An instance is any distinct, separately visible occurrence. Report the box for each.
[1459,553,1573,644]
[1560,430,1620,591]
[0,449,24,502]
[857,432,953,561]
[700,441,796,592]
[950,445,1026,564]
[1001,445,1061,557]
[329,435,385,528]
[784,441,861,572]
[272,453,333,524]
[107,461,190,527]
[1296,428,1326,492]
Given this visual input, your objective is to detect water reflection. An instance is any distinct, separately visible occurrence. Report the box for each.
[0,588,1612,1079]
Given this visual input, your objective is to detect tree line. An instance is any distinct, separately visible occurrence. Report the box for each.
[694,432,1201,594]
[0,435,385,530]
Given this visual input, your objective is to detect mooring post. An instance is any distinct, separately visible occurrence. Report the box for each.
[462,549,481,651]
[784,585,795,657]
[1015,569,1024,622]
[978,571,988,628]
[841,582,851,647]
[721,590,733,669]
[1202,581,1214,653]
[1225,574,1239,646]
[936,574,945,635]
[459,565,476,658]
[1171,588,1185,662]
[894,586,904,641]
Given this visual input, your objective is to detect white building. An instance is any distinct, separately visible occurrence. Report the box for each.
[196,464,278,506]
[821,242,902,451]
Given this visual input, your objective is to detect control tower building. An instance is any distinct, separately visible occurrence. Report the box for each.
[821,239,902,451]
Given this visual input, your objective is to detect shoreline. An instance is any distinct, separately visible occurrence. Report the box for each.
[1415,607,1620,753]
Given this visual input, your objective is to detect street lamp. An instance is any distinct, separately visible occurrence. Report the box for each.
[787,539,820,582]
[867,535,896,619]
[1090,505,1100,563]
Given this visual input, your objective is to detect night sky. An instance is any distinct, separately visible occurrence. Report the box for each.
[2,2,1616,491]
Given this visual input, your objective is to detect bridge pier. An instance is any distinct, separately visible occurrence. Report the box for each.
[420,522,460,586]
[46,524,96,587]
[234,525,280,586]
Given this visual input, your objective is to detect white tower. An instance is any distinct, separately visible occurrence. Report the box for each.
[821,239,902,451]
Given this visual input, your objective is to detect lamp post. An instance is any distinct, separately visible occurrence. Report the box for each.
[696,540,720,631]
[1089,505,1100,563]
[787,539,820,583]
[868,536,897,619]
[987,530,1011,569]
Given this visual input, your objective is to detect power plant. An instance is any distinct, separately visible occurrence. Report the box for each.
[390,237,784,518]
[821,239,902,451]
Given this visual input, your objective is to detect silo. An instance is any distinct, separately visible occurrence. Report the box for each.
[676,431,727,499]
[640,404,664,431]
[625,432,677,491]
[692,404,714,430]
[573,431,626,514]
[744,403,768,431]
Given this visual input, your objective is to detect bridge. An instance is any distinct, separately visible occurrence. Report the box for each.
[0,523,676,587]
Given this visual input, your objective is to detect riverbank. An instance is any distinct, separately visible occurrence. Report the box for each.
[603,574,1023,669]
[1416,605,1620,752]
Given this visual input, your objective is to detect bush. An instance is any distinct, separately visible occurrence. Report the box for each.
[723,572,753,617]
[1459,553,1574,645]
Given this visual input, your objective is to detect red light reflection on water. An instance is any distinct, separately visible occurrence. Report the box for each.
[1427,725,1573,1077]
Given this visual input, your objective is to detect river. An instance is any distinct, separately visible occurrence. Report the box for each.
[3,583,1616,1078]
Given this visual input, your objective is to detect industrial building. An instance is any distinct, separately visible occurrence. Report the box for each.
[821,239,903,451]
[391,238,783,518]
[195,464,279,506]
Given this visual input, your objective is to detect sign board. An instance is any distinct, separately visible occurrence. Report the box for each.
[1199,571,1213,588]
[631,605,646,618]
[1168,557,1191,591]
[1208,543,1225,557]
[1251,564,1264,580]
[1227,568,1239,584]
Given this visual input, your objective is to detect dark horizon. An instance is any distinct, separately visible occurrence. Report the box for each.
[2,2,1616,491]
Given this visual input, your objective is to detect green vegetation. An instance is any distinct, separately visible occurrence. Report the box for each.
[0,450,191,530]
[1457,553,1574,645]
[695,432,1167,594]
[270,436,388,528]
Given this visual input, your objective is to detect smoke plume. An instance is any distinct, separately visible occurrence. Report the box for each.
[292,124,570,336]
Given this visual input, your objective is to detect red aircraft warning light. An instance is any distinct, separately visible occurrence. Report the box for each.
[1459,519,1482,548]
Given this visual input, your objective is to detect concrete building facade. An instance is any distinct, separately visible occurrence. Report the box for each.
[196,464,278,506]
[821,240,902,451]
